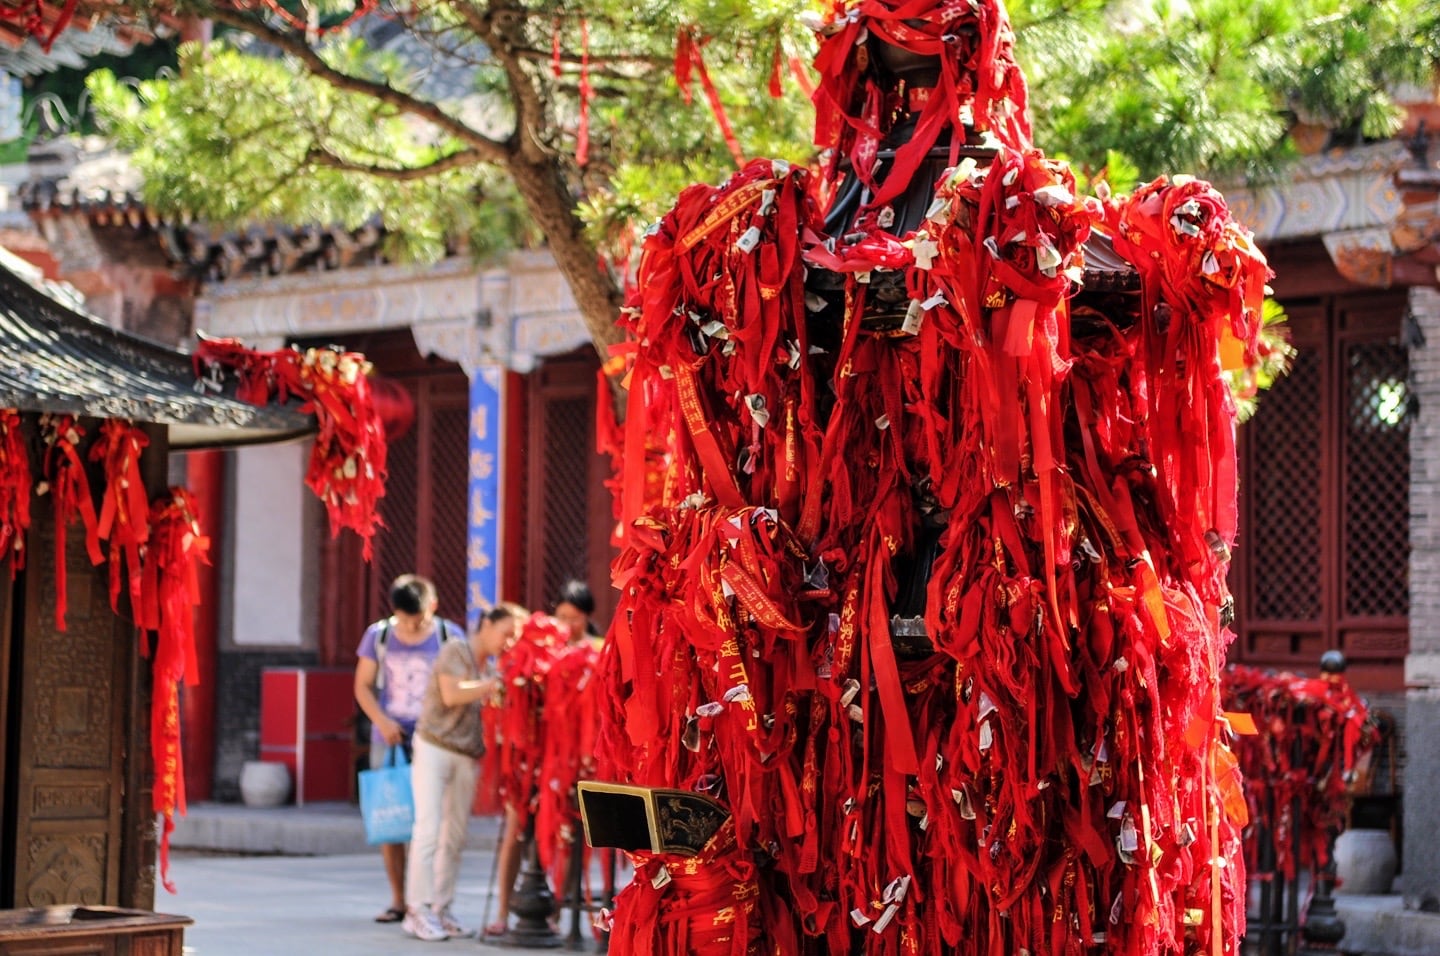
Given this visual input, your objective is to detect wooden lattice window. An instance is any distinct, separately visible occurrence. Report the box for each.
[1233,292,1410,687]
[1249,346,1324,623]
[1343,339,1410,619]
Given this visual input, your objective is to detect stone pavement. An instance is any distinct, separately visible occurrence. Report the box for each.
[164,803,608,956]
[166,850,534,956]
[160,802,1440,956]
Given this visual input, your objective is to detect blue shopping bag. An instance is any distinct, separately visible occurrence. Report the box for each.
[359,745,414,845]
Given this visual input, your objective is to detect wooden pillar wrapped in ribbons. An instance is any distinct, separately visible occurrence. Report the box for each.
[594,1,1272,954]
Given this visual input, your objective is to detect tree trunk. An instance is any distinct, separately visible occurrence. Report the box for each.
[506,155,626,360]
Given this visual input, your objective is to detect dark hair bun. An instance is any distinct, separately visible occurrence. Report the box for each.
[391,580,425,615]
[557,579,595,615]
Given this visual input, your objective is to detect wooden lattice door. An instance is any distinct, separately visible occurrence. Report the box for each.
[1233,292,1410,689]
[522,350,616,625]
[315,331,471,663]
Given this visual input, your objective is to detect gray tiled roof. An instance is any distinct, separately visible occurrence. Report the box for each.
[0,254,314,448]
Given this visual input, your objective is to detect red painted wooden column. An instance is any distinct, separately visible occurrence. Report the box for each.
[502,369,527,604]
[183,449,223,802]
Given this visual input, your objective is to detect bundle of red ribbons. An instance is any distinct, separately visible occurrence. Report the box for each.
[1220,665,1377,883]
[495,612,603,896]
[193,338,389,558]
[598,0,1272,953]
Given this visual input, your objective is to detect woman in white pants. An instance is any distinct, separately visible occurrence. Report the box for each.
[402,602,523,942]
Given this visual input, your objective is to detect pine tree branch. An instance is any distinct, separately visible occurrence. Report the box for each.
[438,0,556,165]
[198,3,512,164]
[304,145,487,180]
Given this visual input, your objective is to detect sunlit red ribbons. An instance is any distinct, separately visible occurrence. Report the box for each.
[534,639,602,893]
[496,612,568,826]
[576,18,592,167]
[0,410,31,576]
[140,487,210,894]
[811,0,1031,211]
[193,338,389,558]
[39,413,103,631]
[599,109,1266,956]
[601,2,1272,954]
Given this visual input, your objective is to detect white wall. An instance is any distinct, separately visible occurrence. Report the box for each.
[230,441,308,647]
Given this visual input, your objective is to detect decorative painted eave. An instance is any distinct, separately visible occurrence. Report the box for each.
[0,8,165,74]
[1224,142,1408,242]
[193,250,597,376]
[22,177,390,281]
[1223,136,1440,289]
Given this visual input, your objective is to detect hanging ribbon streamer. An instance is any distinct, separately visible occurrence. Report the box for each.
[675,27,745,169]
[0,409,31,576]
[534,638,602,892]
[39,413,103,631]
[496,613,568,830]
[141,487,210,895]
[194,339,389,559]
[90,420,151,620]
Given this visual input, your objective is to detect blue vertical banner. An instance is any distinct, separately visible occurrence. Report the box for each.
[466,363,504,632]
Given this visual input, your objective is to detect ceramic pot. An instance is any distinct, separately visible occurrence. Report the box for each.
[239,760,291,808]
[1334,827,1398,895]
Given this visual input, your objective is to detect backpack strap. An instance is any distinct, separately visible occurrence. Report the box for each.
[373,617,393,691]
[375,618,458,692]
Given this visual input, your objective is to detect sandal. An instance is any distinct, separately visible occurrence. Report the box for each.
[374,906,406,924]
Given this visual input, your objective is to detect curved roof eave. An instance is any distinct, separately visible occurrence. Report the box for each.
[0,256,315,448]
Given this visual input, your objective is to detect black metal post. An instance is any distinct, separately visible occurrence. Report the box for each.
[594,848,616,954]
[490,816,563,949]
[1255,806,1281,956]
[1297,857,1346,955]
[1296,652,1352,954]
[563,837,587,951]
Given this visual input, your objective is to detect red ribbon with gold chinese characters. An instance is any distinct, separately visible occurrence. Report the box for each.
[140,487,210,894]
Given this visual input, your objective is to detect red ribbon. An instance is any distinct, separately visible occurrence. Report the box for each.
[1221,665,1378,881]
[577,19,593,167]
[599,6,1270,953]
[90,420,151,620]
[0,410,32,576]
[40,414,103,631]
[142,487,210,894]
[676,28,745,169]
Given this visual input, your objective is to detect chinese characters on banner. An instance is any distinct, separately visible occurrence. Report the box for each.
[466,364,503,630]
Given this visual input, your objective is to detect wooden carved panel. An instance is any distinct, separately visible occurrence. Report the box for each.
[10,458,127,908]
[24,833,107,905]
[31,784,111,821]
